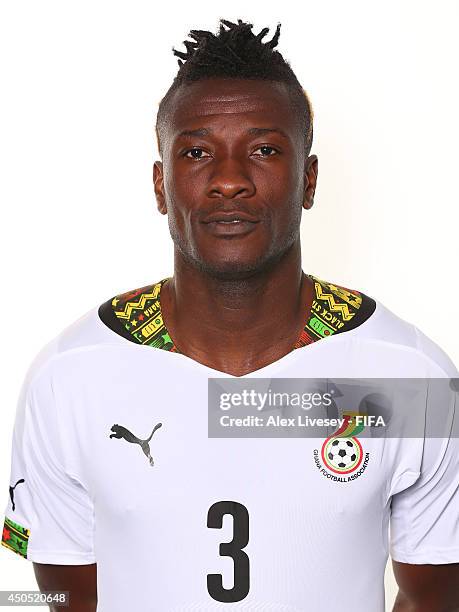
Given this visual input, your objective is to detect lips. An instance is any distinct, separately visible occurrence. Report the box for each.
[201,218,260,237]
[203,221,258,237]
[200,208,261,237]
[202,212,259,224]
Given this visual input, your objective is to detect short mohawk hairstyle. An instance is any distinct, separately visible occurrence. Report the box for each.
[155,18,313,156]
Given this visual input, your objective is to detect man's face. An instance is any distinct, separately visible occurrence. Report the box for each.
[154,78,317,280]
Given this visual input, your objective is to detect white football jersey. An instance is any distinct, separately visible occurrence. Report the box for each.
[2,274,459,612]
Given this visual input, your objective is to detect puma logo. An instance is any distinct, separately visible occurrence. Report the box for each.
[109,422,162,466]
[9,478,25,511]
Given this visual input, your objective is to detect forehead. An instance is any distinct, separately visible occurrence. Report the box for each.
[166,78,299,136]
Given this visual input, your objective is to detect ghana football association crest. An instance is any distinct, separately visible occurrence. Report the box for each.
[313,412,370,482]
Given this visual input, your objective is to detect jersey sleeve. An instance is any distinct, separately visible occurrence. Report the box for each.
[1,359,96,564]
[389,378,459,564]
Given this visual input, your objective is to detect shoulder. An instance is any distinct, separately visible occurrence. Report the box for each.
[315,274,458,378]
[21,305,116,389]
[23,279,168,387]
[357,296,458,377]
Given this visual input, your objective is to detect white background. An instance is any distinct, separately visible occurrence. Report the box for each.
[1,1,458,609]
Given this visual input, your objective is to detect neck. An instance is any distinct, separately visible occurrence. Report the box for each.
[160,240,314,376]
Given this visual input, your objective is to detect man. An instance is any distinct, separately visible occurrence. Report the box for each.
[2,18,459,612]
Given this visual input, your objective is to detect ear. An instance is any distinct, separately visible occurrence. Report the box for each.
[303,155,318,210]
[153,161,167,215]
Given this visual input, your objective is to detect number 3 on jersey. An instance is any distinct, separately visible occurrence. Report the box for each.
[207,501,250,602]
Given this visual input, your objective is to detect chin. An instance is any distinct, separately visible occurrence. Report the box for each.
[194,254,282,281]
[203,267,260,281]
[174,235,290,279]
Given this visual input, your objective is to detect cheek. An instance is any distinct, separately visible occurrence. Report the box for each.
[164,172,200,229]
[164,156,202,199]
[166,202,189,243]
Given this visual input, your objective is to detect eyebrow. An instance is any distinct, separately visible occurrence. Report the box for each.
[177,127,290,139]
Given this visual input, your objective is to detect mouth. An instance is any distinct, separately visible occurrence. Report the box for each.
[200,208,261,237]
[201,219,260,237]
[212,219,253,224]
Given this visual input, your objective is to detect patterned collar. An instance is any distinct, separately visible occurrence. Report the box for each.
[98,274,376,354]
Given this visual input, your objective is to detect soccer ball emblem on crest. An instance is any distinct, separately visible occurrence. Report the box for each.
[321,436,363,474]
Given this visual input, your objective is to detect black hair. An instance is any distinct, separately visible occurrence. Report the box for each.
[155,18,313,156]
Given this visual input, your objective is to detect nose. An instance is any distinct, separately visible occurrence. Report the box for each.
[206,157,255,199]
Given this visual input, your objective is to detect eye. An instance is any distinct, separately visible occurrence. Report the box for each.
[252,145,279,157]
[184,147,211,160]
